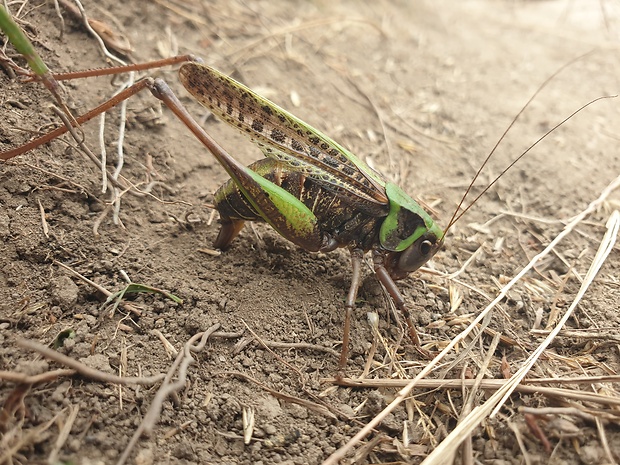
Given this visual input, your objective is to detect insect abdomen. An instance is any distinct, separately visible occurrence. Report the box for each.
[214,158,384,250]
[214,158,286,221]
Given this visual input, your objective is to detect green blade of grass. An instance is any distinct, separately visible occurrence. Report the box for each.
[0,5,50,76]
[0,5,64,105]
[103,283,184,315]
[121,283,183,304]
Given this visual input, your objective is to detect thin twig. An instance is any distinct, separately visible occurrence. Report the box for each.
[459,333,501,465]
[224,371,338,420]
[116,324,220,465]
[332,377,620,408]
[69,0,127,64]
[51,106,132,194]
[37,198,49,237]
[53,260,143,316]
[0,368,76,384]
[48,404,79,463]
[596,416,618,465]
[16,339,164,385]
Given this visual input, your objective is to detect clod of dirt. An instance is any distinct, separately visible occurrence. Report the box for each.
[579,445,602,463]
[0,210,10,238]
[134,447,155,465]
[78,354,113,373]
[51,275,79,308]
[15,359,49,376]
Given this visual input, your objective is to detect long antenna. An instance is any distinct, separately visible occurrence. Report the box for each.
[446,95,616,231]
[443,50,600,235]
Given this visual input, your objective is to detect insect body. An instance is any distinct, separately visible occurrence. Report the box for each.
[0,49,445,365]
[0,6,610,374]
[173,62,444,362]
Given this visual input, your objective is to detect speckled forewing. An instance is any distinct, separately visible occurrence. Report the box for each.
[179,62,389,216]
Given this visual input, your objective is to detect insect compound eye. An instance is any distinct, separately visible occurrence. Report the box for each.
[420,240,433,256]
[395,233,443,275]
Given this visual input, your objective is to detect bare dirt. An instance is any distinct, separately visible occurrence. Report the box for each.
[2,0,620,464]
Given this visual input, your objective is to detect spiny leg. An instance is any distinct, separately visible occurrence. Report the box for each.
[373,251,431,358]
[338,248,364,373]
[1,55,202,161]
[1,79,156,160]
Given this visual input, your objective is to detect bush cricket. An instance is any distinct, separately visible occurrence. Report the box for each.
[0,16,606,370]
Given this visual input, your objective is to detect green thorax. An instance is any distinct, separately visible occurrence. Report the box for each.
[379,183,444,252]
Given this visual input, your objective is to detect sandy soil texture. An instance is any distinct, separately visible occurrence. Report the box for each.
[1,1,620,463]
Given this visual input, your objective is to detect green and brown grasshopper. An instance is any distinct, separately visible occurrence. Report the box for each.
[1,7,595,368]
[176,62,445,365]
[0,54,444,367]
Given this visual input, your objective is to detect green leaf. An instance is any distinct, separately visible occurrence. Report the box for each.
[104,282,183,314]
[52,329,76,349]
[0,6,65,109]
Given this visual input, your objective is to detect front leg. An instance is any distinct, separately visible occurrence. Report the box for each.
[373,250,429,357]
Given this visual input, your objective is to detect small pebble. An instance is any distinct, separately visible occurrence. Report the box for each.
[52,275,79,308]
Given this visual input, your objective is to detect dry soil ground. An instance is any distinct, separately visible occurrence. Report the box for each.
[2,0,620,464]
